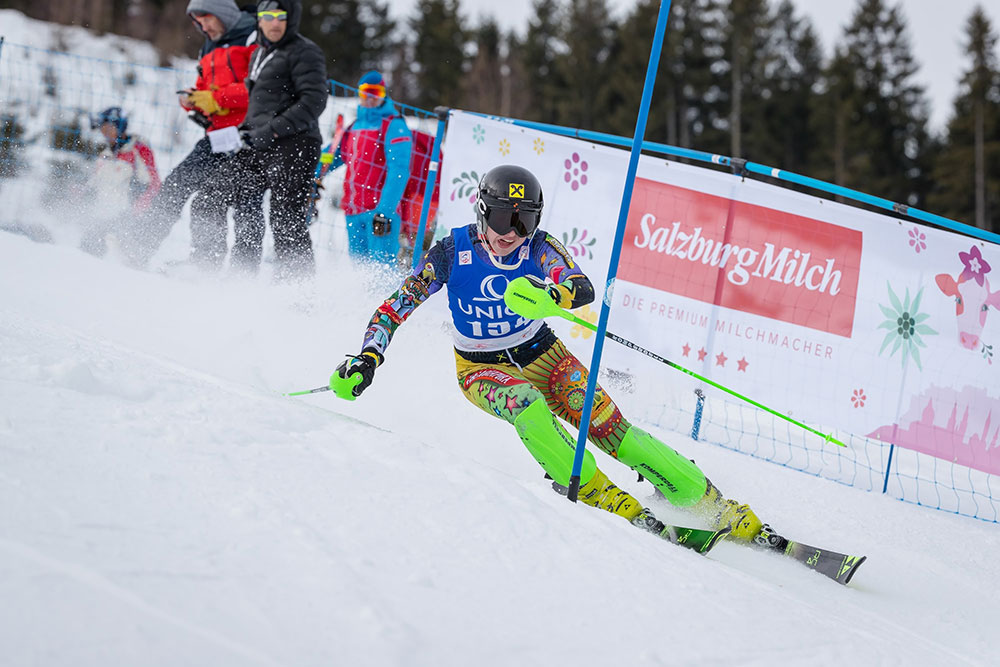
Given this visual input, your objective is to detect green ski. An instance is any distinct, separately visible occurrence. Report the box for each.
[658,525,731,554]
[757,530,866,585]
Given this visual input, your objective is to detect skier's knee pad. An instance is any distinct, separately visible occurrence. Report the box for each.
[513,399,596,487]
[616,426,707,507]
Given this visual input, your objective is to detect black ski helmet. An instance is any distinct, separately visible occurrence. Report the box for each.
[476,165,544,238]
[91,106,127,134]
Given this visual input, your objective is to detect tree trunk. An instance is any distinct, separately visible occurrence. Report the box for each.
[730,36,742,157]
[975,99,985,229]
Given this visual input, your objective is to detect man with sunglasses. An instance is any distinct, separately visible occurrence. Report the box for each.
[320,70,412,266]
[329,165,769,547]
[119,0,262,270]
[188,0,327,279]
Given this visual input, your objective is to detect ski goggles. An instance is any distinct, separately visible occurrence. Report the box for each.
[257,10,288,21]
[358,83,386,99]
[479,200,541,238]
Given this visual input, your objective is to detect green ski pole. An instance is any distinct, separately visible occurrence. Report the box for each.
[283,385,330,397]
[284,371,364,401]
[504,277,845,448]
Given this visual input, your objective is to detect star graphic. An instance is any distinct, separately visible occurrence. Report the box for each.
[505,395,520,412]
[485,386,497,402]
[737,357,749,372]
[715,352,728,367]
[682,343,691,357]
[697,348,707,361]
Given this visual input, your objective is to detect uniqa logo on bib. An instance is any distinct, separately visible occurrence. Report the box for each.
[473,274,509,302]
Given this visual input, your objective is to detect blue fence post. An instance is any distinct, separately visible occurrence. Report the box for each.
[412,106,448,270]
[566,0,675,502]
[691,389,706,441]
[882,444,896,494]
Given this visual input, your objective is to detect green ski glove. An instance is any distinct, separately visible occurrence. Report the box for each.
[331,349,383,400]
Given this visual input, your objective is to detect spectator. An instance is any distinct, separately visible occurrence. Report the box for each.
[189,0,327,279]
[122,0,263,271]
[81,107,160,256]
[320,70,412,266]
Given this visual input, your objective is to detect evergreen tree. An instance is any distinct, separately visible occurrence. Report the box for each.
[928,6,1000,231]
[755,0,823,171]
[602,0,723,149]
[503,31,533,121]
[461,19,504,114]
[722,0,774,159]
[299,0,395,86]
[553,0,616,132]
[518,0,564,124]
[810,0,932,206]
[409,0,468,110]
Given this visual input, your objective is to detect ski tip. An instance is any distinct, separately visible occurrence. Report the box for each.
[840,555,867,585]
[701,526,731,554]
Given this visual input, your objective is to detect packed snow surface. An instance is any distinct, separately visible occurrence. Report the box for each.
[1,229,998,666]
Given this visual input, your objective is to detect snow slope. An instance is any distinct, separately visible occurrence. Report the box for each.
[1,230,998,666]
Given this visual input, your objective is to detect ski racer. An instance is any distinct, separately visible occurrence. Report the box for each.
[332,164,772,544]
[81,107,160,256]
[321,70,412,266]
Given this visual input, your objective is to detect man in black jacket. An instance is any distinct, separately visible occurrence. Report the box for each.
[189,0,328,279]
[122,0,264,270]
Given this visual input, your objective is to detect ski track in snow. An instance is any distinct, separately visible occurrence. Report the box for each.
[1,230,998,666]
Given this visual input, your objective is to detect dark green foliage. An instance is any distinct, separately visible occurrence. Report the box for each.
[7,0,1000,231]
[409,0,468,110]
[603,0,725,149]
[298,0,395,85]
[809,0,933,207]
[927,7,1000,232]
[519,0,563,124]
[552,0,616,132]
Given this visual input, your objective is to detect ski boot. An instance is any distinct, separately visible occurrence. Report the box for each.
[551,468,645,521]
[692,480,764,542]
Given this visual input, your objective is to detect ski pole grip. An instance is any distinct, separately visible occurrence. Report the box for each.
[329,371,364,401]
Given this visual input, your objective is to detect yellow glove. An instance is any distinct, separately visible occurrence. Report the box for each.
[187,89,227,116]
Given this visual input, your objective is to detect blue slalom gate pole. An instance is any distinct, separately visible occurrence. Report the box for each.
[566,0,674,502]
[412,107,448,271]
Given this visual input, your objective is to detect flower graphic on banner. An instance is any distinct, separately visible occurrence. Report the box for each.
[959,245,992,287]
[851,389,866,408]
[564,152,589,190]
[472,124,485,145]
[498,139,511,156]
[908,226,927,254]
[569,304,598,339]
[450,170,481,203]
[533,138,545,155]
[561,227,597,260]
[876,283,937,370]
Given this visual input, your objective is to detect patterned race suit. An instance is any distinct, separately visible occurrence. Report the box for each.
[359,223,632,455]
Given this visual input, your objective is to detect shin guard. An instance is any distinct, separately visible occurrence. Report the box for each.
[616,426,707,507]
[513,399,597,488]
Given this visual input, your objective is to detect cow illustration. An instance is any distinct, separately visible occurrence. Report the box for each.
[935,245,1000,352]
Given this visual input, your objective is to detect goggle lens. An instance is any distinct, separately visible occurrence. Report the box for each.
[359,83,386,99]
[483,205,540,238]
[257,10,288,21]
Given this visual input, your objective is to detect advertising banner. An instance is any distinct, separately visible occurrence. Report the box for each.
[437,111,1000,475]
